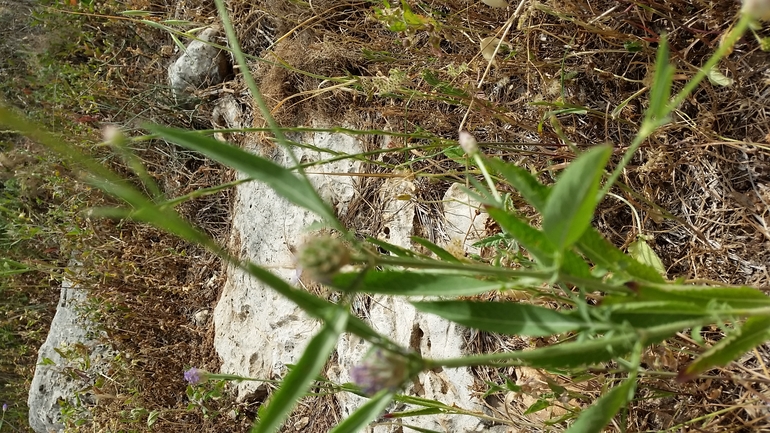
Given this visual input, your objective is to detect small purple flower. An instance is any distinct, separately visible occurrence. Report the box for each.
[2,403,7,412]
[184,367,209,385]
[351,349,408,395]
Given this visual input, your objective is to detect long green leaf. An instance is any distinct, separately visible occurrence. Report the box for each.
[592,301,710,329]
[564,376,636,433]
[636,284,770,310]
[645,35,674,124]
[146,124,339,228]
[433,319,706,369]
[577,228,665,283]
[487,158,550,211]
[678,315,770,382]
[253,307,348,433]
[412,300,585,336]
[410,236,462,263]
[542,146,612,251]
[332,271,508,296]
[329,390,395,433]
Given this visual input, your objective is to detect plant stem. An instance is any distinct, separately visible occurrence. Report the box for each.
[600,13,752,198]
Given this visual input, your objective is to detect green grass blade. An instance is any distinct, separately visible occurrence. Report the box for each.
[252,307,348,433]
[410,236,462,263]
[333,271,516,296]
[412,300,586,336]
[366,236,425,258]
[564,376,636,433]
[542,146,612,251]
[146,124,340,228]
[487,158,549,211]
[678,315,770,382]
[644,35,674,124]
[328,389,395,433]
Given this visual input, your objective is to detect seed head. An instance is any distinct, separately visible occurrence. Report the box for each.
[297,235,350,283]
[743,0,770,21]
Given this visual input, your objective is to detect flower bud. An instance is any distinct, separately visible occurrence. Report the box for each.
[743,0,770,21]
[184,367,210,385]
[459,131,479,156]
[351,349,409,395]
[297,235,350,283]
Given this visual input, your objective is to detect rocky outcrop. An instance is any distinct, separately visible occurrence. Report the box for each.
[168,27,230,100]
[212,115,496,431]
[28,279,111,433]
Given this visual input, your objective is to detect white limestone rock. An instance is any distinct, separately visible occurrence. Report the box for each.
[168,27,228,99]
[28,279,111,433]
[442,183,490,256]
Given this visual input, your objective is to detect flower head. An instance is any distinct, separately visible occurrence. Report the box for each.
[743,0,770,21]
[2,403,7,412]
[184,367,209,385]
[459,131,479,156]
[351,349,409,396]
[297,235,351,283]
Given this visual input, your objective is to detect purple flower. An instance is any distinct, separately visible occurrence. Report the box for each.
[351,349,408,395]
[184,367,209,385]
[1,403,7,412]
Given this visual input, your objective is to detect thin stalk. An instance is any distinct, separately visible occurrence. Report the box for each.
[601,13,752,198]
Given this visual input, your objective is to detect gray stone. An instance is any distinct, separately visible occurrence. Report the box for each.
[168,27,228,99]
[28,278,110,433]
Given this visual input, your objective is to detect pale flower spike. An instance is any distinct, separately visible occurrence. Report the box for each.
[459,131,479,156]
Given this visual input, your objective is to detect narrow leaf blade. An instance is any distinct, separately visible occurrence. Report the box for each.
[542,146,612,251]
[332,271,515,297]
[679,316,770,382]
[147,124,338,226]
[565,377,636,433]
[252,308,347,433]
[329,390,395,433]
[576,228,665,283]
[487,158,549,211]
[411,236,462,263]
[412,300,584,337]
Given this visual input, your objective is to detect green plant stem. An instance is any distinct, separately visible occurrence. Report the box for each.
[600,13,752,198]
[473,153,502,203]
[212,2,299,167]
[426,319,707,369]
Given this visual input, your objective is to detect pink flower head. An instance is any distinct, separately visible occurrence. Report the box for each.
[351,349,408,395]
[184,367,209,385]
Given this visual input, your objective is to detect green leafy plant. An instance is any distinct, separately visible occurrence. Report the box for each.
[2,2,769,433]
